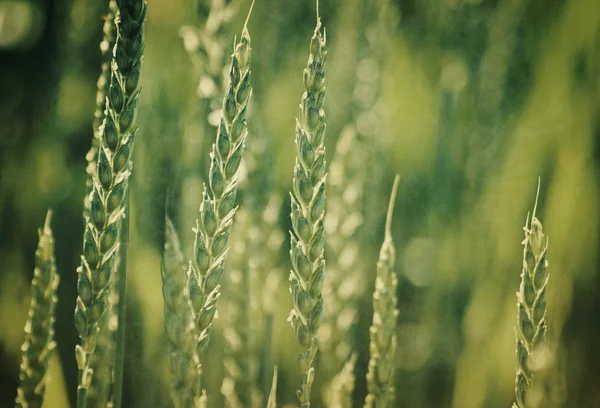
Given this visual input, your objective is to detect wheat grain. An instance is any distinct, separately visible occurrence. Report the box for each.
[365,175,400,408]
[514,179,549,408]
[15,211,59,408]
[74,1,146,406]
[287,8,327,407]
[186,1,254,394]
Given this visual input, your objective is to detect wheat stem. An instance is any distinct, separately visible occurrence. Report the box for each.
[514,178,549,408]
[15,211,59,408]
[287,8,327,407]
[365,175,400,408]
[75,1,146,406]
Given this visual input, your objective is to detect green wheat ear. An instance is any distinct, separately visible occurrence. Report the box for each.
[186,0,255,393]
[514,178,549,408]
[287,5,327,407]
[15,210,59,408]
[74,0,146,406]
[365,175,400,408]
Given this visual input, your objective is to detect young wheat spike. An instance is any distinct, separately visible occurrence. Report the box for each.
[514,178,549,408]
[365,175,400,408]
[287,8,327,407]
[15,211,59,408]
[82,4,120,407]
[74,0,146,406]
[186,0,254,390]
[163,217,201,408]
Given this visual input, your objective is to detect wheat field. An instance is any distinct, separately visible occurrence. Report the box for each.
[0,0,599,407]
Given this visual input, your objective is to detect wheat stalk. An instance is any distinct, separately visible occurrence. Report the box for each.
[514,179,549,408]
[15,211,59,408]
[74,1,146,407]
[162,217,202,408]
[287,7,327,407]
[186,1,254,394]
[365,175,400,408]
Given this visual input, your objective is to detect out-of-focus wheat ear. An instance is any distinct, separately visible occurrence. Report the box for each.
[514,178,549,408]
[181,0,241,114]
[364,175,400,408]
[178,0,241,230]
[266,366,278,408]
[325,354,357,408]
[199,390,208,408]
[287,5,327,407]
[221,208,259,408]
[162,217,202,408]
[320,126,366,376]
[85,0,117,219]
[186,0,255,393]
[75,1,146,407]
[15,211,59,408]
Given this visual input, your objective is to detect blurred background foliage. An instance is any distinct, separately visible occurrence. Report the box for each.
[0,0,599,407]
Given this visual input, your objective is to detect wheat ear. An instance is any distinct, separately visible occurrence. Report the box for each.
[325,354,358,408]
[514,178,549,408]
[15,211,59,408]
[221,208,258,408]
[321,127,367,372]
[82,4,120,406]
[365,175,400,408]
[186,1,254,391]
[287,9,327,407]
[74,1,146,406]
[162,217,201,408]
